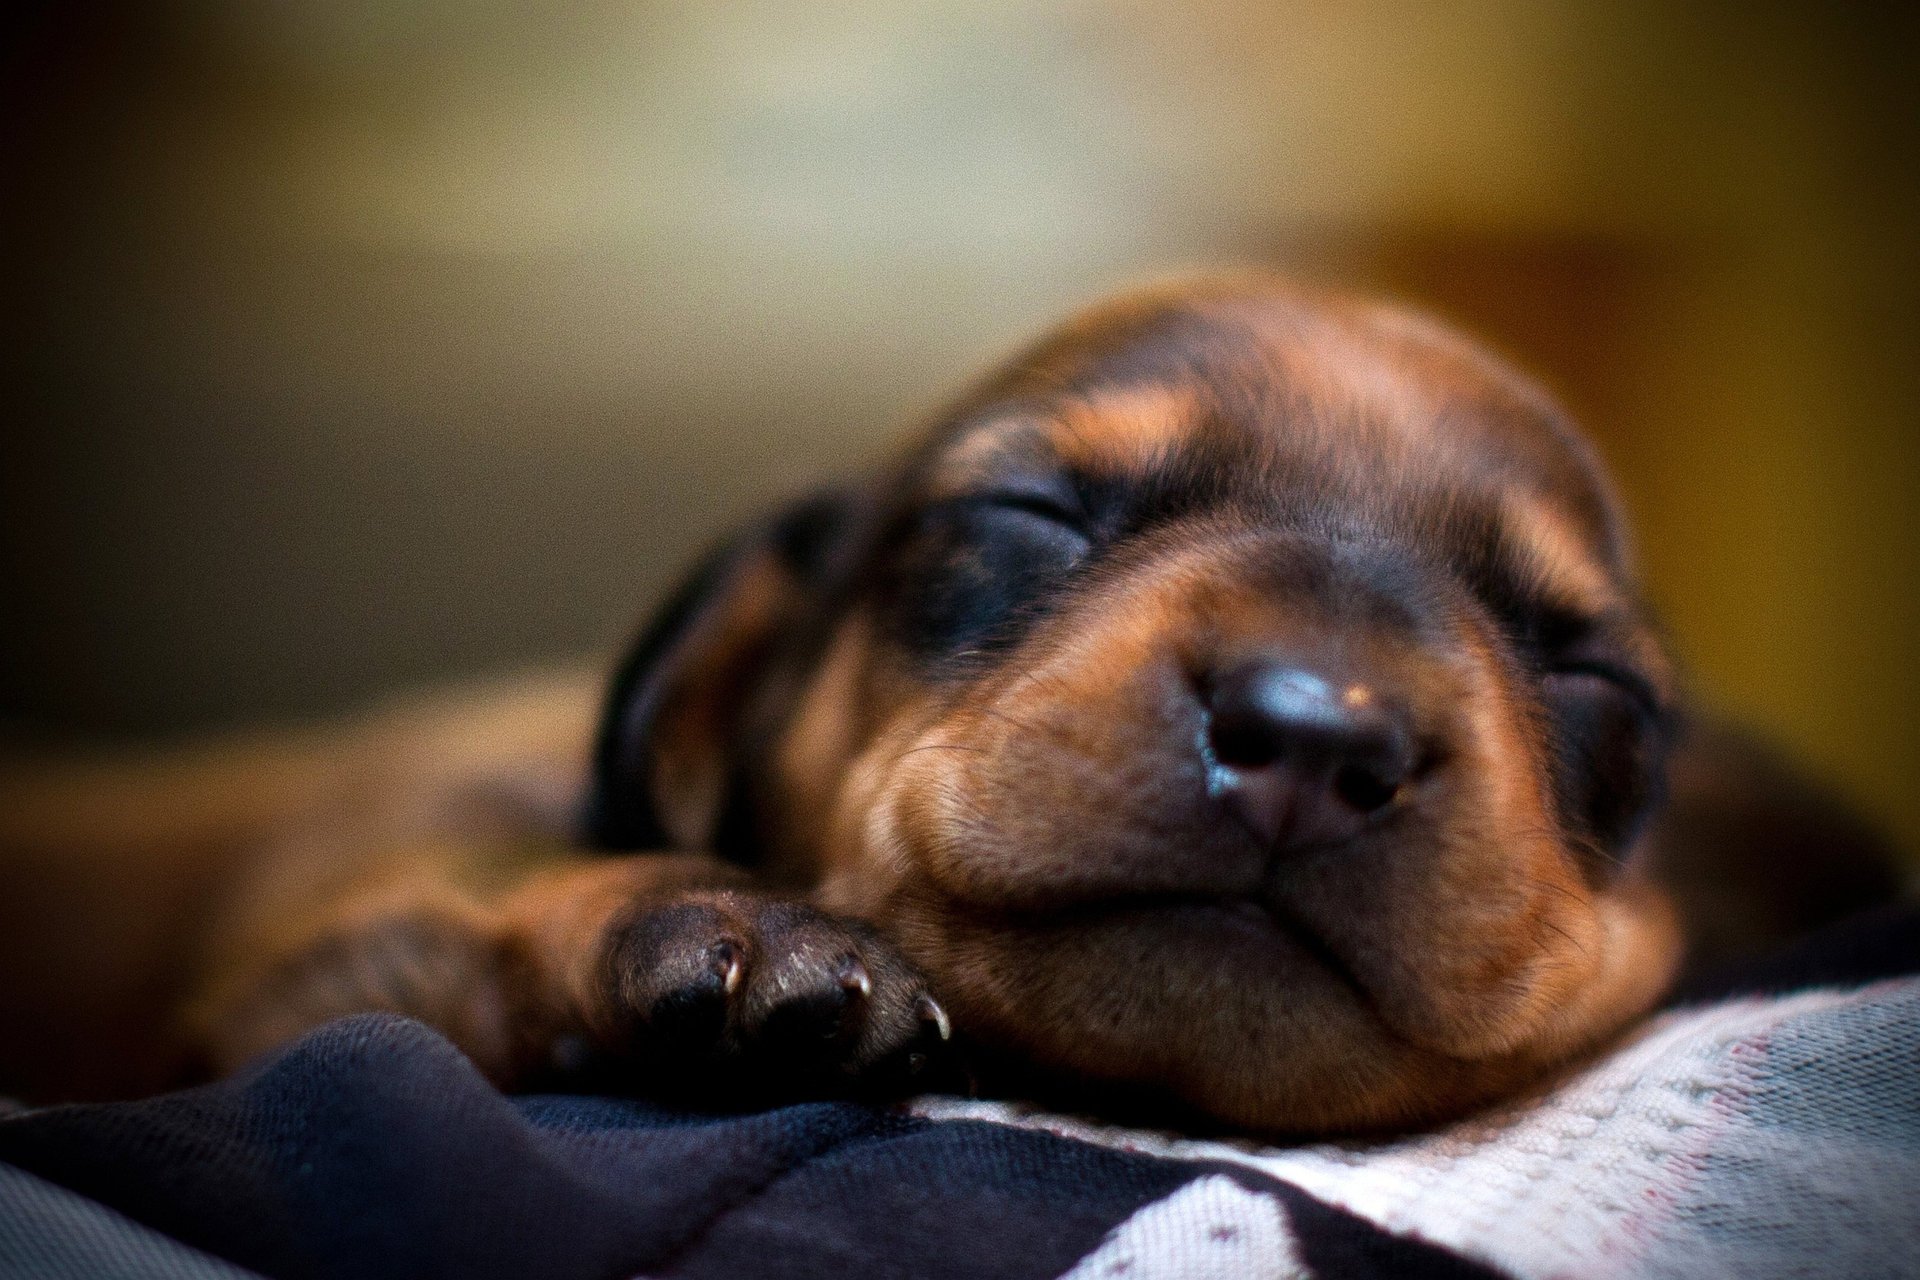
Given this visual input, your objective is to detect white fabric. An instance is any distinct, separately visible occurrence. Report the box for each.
[1059,1175,1308,1280]
[918,977,1920,1279]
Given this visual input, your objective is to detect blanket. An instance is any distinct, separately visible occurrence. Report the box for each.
[3,905,1916,1280]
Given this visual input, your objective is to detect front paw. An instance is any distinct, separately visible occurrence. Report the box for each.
[588,893,952,1098]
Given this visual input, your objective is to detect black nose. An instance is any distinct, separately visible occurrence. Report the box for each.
[1204,662,1415,850]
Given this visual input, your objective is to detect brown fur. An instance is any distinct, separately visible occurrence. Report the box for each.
[0,275,1901,1132]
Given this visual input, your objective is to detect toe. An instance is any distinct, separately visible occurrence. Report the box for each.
[746,944,873,1059]
[643,939,741,1045]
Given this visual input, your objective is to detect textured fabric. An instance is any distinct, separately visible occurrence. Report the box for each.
[2,906,1915,1280]
[1057,1175,1306,1279]
[919,977,1920,1278]
[0,1019,1189,1280]
[0,1164,263,1280]
[0,1016,1492,1280]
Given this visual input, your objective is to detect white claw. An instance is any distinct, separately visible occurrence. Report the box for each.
[918,994,952,1042]
[834,956,874,998]
[721,952,744,995]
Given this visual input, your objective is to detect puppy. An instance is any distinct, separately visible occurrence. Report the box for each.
[0,275,1901,1132]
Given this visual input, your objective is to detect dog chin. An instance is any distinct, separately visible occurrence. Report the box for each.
[865,865,1681,1134]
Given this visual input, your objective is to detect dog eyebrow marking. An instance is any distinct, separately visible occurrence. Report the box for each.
[910,428,1093,558]
[918,415,1061,504]
[924,385,1200,504]
[1423,484,1624,654]
[1047,386,1199,474]
[1501,496,1618,620]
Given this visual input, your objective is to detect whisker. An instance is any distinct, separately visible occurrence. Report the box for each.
[976,705,1045,738]
[1535,914,1590,959]
[1522,874,1596,911]
[892,742,994,763]
[1508,824,1631,870]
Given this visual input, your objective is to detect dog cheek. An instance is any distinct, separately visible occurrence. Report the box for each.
[768,619,884,876]
[804,708,944,921]
[886,651,1262,911]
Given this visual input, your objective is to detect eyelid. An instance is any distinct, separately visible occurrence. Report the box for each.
[1545,659,1661,715]
[943,484,1088,528]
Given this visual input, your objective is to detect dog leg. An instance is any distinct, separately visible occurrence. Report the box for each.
[188,851,951,1096]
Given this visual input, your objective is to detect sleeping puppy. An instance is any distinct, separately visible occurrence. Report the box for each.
[0,274,1901,1132]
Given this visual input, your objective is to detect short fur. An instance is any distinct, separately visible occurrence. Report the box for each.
[0,276,1902,1132]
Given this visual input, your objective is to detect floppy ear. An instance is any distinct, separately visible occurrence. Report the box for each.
[587,489,865,852]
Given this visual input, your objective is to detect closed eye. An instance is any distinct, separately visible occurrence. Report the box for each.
[1543,659,1661,718]
[958,498,1094,560]
[881,486,1093,660]
[941,485,1090,532]
[1508,602,1663,716]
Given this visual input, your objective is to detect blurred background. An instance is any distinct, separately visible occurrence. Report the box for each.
[4,1,1917,851]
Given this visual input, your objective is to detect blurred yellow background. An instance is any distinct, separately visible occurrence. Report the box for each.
[4,2,1916,852]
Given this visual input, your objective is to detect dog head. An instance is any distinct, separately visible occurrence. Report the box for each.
[591,275,1684,1133]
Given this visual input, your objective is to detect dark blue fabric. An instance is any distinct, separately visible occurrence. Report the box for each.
[0,1015,1506,1280]
[0,1016,1187,1280]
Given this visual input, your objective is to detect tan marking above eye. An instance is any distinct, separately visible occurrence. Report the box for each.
[1502,494,1619,620]
[1048,385,1198,473]
[919,416,1058,503]
[924,385,1200,504]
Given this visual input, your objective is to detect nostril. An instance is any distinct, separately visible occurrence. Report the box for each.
[1208,713,1288,770]
[1332,763,1399,814]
